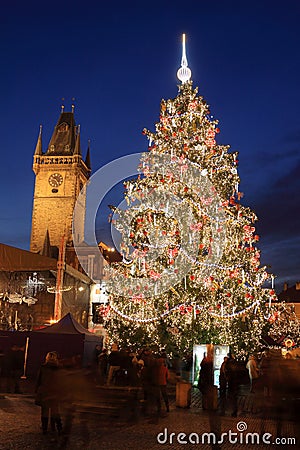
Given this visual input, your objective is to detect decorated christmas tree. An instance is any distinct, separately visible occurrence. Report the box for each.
[267,302,300,349]
[103,35,293,358]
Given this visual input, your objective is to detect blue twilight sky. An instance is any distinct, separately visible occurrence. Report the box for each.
[0,0,299,291]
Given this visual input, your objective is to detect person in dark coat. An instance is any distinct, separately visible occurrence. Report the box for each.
[198,353,214,392]
[93,344,103,368]
[106,344,122,385]
[35,351,62,435]
[140,349,153,415]
[226,354,240,417]
[219,356,228,415]
[97,348,108,384]
[6,345,24,394]
[197,353,214,409]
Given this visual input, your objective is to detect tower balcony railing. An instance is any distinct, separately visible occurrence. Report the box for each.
[33,154,82,165]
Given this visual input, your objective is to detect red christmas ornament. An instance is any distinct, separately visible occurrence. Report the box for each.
[189,101,197,110]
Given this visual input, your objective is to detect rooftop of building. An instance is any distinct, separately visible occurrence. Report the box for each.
[278,282,300,303]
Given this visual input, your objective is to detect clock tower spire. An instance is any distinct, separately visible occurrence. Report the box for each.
[30,108,91,255]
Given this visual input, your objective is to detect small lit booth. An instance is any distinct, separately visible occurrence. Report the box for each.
[193,344,229,387]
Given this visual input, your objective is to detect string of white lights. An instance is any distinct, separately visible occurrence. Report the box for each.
[109,294,272,323]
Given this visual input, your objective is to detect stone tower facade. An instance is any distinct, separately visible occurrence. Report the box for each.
[30,109,91,254]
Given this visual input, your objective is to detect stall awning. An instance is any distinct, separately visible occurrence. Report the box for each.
[0,243,57,272]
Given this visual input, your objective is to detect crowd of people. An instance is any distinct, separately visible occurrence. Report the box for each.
[33,344,175,438]
[197,352,243,416]
[0,311,34,331]
[1,341,299,440]
[94,345,172,421]
[197,349,300,417]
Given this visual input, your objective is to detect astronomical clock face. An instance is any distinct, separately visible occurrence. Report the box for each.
[48,173,63,187]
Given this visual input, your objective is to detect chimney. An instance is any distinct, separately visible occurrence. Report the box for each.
[283,282,288,291]
[295,282,300,290]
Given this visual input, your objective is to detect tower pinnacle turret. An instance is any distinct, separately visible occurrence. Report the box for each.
[74,124,81,156]
[34,125,43,156]
[177,33,192,84]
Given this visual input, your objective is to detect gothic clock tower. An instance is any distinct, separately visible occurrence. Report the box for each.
[30,108,91,254]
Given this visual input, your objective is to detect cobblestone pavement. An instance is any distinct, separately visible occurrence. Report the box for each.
[0,388,299,450]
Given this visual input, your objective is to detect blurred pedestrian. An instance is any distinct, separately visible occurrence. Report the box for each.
[6,345,24,394]
[147,357,170,421]
[156,357,169,412]
[35,351,62,435]
[140,349,153,415]
[197,352,213,410]
[93,344,103,367]
[59,355,83,444]
[26,314,33,331]
[98,348,108,384]
[106,344,121,385]
[226,354,240,417]
[219,356,228,415]
[259,349,272,397]
[246,355,260,393]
